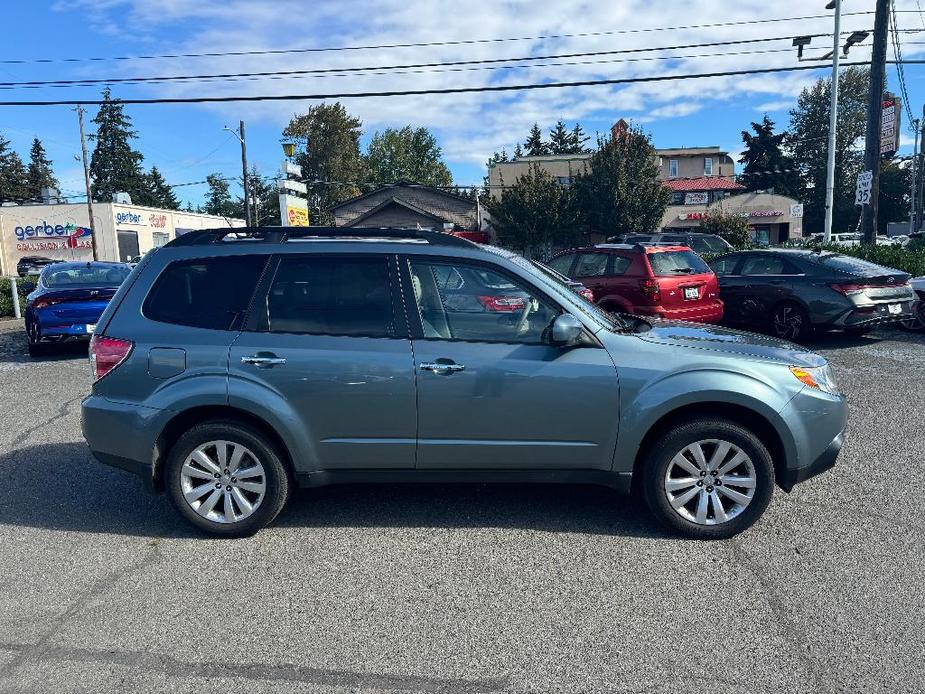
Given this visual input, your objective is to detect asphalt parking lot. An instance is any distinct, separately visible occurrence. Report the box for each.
[0,321,922,694]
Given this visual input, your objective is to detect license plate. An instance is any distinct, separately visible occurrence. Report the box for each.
[683,287,699,300]
[85,324,96,333]
[887,304,902,315]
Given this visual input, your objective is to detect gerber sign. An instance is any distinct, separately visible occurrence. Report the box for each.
[14,221,77,241]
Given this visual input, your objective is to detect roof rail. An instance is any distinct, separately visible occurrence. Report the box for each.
[164,226,478,248]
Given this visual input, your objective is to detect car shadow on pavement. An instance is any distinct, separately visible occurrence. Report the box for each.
[0,442,669,540]
[0,329,89,364]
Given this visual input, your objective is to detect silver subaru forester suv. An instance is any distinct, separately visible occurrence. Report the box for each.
[81,227,847,539]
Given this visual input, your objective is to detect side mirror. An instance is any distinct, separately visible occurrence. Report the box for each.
[551,314,584,346]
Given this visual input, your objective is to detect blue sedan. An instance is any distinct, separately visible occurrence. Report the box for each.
[25,261,131,356]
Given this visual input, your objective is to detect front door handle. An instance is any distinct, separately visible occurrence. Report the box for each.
[241,354,287,368]
[420,361,465,375]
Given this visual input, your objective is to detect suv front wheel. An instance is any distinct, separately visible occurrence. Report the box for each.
[165,420,290,537]
[642,418,774,539]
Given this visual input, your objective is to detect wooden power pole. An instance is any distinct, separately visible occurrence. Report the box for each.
[76,105,99,261]
[860,0,891,244]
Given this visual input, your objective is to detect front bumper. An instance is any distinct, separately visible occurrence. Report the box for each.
[779,430,844,492]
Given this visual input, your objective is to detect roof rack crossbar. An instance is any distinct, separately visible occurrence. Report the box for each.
[164,226,478,248]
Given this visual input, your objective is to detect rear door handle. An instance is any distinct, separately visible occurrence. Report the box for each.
[420,362,465,374]
[241,354,287,367]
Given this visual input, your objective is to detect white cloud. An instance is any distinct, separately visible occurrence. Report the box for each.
[50,0,864,178]
[754,100,793,112]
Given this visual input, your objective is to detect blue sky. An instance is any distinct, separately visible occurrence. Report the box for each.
[1,0,923,208]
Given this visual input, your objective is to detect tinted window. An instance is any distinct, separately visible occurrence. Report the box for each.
[811,254,895,276]
[44,264,130,288]
[648,250,711,276]
[573,253,609,277]
[610,256,632,275]
[709,256,740,276]
[410,259,559,343]
[265,256,394,336]
[144,256,267,330]
[546,254,575,275]
[688,235,731,254]
[740,255,800,276]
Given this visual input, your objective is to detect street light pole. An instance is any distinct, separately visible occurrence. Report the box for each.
[823,0,842,243]
[910,119,920,234]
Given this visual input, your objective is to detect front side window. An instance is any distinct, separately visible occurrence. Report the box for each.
[709,256,740,276]
[669,159,679,178]
[573,253,609,278]
[739,255,796,276]
[409,259,560,343]
[265,256,394,336]
[144,256,268,330]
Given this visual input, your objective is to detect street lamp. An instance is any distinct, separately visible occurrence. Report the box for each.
[223,122,252,227]
[281,140,296,158]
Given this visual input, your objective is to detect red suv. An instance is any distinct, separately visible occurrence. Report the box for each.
[547,244,724,323]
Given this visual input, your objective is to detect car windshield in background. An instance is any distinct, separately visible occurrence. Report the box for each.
[689,236,730,253]
[811,254,897,276]
[648,250,711,276]
[43,265,130,288]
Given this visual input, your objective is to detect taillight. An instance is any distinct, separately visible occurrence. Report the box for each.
[830,282,909,295]
[31,296,65,310]
[89,335,133,381]
[477,295,526,312]
[577,287,594,302]
[639,278,661,302]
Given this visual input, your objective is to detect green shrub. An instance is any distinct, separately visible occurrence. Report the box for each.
[0,276,37,318]
[818,244,925,276]
[699,209,752,250]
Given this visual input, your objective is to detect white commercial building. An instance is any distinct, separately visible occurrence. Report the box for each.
[0,201,244,275]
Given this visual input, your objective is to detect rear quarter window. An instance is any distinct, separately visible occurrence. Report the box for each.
[143,255,268,330]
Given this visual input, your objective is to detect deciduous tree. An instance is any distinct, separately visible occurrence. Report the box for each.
[365,126,452,187]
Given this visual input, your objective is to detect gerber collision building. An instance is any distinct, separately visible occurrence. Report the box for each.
[0,201,244,275]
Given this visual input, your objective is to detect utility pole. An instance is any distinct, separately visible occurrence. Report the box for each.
[917,106,925,230]
[860,0,891,245]
[823,0,842,243]
[910,119,920,234]
[76,105,99,261]
[224,121,252,226]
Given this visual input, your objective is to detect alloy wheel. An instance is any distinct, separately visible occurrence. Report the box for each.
[663,439,757,526]
[900,303,925,331]
[179,440,266,524]
[773,306,804,340]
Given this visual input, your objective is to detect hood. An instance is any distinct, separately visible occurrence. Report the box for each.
[636,320,826,367]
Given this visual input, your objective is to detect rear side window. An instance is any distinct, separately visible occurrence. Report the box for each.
[688,235,730,254]
[546,253,576,275]
[264,256,394,337]
[740,255,800,276]
[610,256,632,275]
[648,250,711,276]
[143,256,268,330]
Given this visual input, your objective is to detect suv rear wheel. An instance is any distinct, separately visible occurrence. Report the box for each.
[165,420,290,537]
[642,418,774,539]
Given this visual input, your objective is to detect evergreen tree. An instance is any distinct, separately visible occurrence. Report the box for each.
[523,123,548,156]
[26,138,58,200]
[549,120,573,155]
[144,166,179,209]
[89,88,148,203]
[738,116,801,197]
[0,135,29,202]
[573,129,670,235]
[569,124,591,153]
[283,102,366,225]
[365,126,453,187]
[483,149,509,192]
[243,166,280,226]
[788,66,869,233]
[204,174,237,218]
[513,143,524,158]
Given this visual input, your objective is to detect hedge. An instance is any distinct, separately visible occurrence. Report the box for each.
[0,276,37,318]
[816,243,925,277]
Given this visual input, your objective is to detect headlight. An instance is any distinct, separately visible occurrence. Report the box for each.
[789,364,839,395]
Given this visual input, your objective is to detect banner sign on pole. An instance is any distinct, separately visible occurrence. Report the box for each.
[279,193,309,226]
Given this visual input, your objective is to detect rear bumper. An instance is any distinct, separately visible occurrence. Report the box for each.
[639,300,724,324]
[835,299,915,328]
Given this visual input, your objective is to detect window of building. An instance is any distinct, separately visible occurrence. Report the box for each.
[152,231,170,247]
[265,256,395,337]
[671,191,685,205]
[143,256,268,330]
[668,159,679,178]
[409,259,559,343]
[704,157,714,175]
[556,176,573,186]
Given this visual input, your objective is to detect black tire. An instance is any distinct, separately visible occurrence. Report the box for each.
[641,418,775,540]
[165,420,290,537]
[900,295,925,332]
[770,302,812,342]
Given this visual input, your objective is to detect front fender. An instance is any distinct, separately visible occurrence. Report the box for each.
[615,366,799,474]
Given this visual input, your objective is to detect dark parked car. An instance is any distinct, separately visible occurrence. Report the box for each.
[25,261,132,356]
[17,255,62,277]
[81,227,847,539]
[548,244,723,323]
[900,276,925,331]
[708,249,916,340]
[609,233,734,256]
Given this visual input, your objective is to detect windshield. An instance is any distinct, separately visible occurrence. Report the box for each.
[688,235,731,254]
[648,250,712,276]
[43,264,130,288]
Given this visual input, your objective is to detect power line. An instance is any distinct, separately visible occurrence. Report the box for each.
[890,0,917,128]
[0,11,901,66]
[0,33,840,89]
[0,60,917,108]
